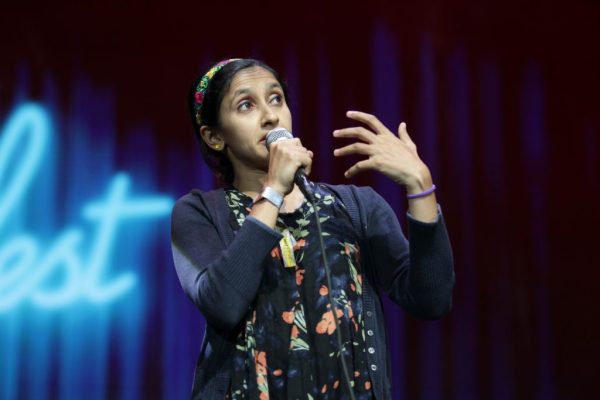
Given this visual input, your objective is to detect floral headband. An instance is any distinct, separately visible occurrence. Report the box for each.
[193,58,240,126]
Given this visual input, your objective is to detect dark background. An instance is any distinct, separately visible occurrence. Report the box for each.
[1,0,599,399]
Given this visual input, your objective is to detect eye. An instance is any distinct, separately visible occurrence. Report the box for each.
[269,94,283,105]
[237,100,253,112]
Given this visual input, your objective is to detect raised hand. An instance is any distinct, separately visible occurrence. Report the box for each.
[333,111,432,194]
[333,111,438,221]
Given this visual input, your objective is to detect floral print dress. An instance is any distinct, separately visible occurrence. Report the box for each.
[225,184,373,400]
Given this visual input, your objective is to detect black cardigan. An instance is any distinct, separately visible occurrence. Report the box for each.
[171,184,455,399]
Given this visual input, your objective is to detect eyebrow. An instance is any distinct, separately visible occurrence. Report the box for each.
[231,82,282,100]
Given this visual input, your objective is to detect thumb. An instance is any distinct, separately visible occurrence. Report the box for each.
[397,122,415,144]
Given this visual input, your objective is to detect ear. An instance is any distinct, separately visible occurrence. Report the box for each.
[200,126,225,151]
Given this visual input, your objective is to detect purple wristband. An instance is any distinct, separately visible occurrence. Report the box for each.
[407,184,437,199]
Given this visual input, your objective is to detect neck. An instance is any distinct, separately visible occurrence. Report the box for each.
[232,168,268,196]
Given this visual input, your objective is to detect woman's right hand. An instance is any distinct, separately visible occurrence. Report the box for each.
[265,138,313,195]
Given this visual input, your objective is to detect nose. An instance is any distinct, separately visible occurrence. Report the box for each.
[260,104,279,128]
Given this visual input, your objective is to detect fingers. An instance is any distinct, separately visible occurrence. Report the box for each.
[267,139,313,194]
[344,159,374,178]
[333,142,371,157]
[269,137,305,150]
[333,126,376,143]
[345,110,389,135]
[269,137,302,148]
[269,139,309,160]
[270,138,312,168]
[299,149,313,166]
[333,112,418,180]
[304,154,313,176]
[397,122,414,144]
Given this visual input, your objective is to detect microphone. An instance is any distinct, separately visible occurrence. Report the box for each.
[266,129,354,399]
[265,128,316,202]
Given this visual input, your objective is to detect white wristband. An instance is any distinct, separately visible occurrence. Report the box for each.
[255,186,284,209]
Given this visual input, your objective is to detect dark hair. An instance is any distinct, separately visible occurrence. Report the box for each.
[188,59,289,186]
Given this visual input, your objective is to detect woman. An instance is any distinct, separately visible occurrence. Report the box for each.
[171,58,454,400]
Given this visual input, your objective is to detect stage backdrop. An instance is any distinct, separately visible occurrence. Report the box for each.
[1,1,599,399]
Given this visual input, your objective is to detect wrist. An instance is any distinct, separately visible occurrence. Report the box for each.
[255,186,284,209]
[405,165,433,194]
[407,184,436,200]
[264,179,289,196]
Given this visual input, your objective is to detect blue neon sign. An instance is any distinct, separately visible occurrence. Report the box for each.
[0,103,173,311]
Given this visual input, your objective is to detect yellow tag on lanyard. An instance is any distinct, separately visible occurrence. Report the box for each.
[279,229,297,268]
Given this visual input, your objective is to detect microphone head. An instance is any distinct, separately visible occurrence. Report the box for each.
[265,128,293,148]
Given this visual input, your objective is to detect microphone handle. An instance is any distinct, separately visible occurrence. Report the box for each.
[294,168,316,203]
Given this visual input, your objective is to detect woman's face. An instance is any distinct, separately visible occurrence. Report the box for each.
[217,66,292,172]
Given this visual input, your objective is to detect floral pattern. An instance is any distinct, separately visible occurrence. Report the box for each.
[193,58,240,125]
[226,184,373,399]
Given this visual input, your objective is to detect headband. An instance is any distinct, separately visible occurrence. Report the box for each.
[193,58,240,126]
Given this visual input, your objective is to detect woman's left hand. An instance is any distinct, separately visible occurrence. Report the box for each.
[333,111,432,193]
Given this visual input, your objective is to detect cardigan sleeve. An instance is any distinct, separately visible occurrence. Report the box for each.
[170,192,283,331]
[361,187,455,320]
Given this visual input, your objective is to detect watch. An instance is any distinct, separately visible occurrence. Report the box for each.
[255,186,284,209]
